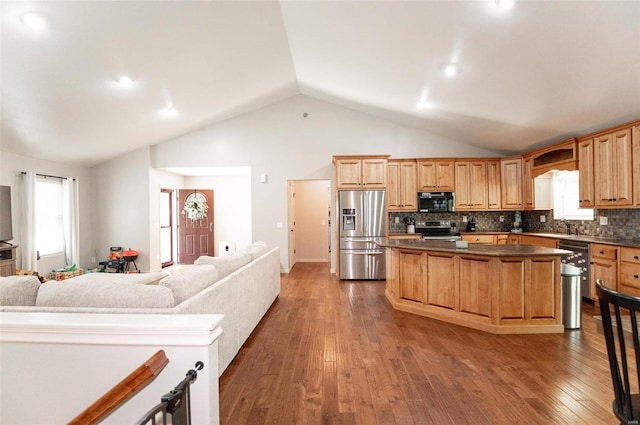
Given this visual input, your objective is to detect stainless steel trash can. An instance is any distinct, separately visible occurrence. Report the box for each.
[561,263,582,329]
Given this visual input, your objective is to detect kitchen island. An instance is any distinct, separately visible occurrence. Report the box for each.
[378,238,571,334]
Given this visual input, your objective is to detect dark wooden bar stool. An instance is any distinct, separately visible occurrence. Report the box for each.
[597,280,640,425]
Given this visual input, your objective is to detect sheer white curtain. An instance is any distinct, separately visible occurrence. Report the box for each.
[20,171,37,271]
[62,177,79,267]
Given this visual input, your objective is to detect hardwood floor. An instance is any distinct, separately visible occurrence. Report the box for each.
[219,263,618,424]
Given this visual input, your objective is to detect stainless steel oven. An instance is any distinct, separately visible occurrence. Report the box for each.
[416,220,461,241]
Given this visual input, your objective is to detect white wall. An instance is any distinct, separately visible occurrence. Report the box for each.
[0,151,93,271]
[91,147,152,271]
[185,173,252,256]
[151,94,501,270]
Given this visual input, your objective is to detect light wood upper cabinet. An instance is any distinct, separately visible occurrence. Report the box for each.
[487,159,502,210]
[522,155,535,210]
[417,159,455,191]
[594,129,633,207]
[500,157,523,210]
[454,160,487,210]
[334,156,389,189]
[530,139,578,177]
[388,160,417,211]
[633,125,640,206]
[578,138,595,208]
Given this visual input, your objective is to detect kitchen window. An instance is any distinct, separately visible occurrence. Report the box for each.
[553,171,594,221]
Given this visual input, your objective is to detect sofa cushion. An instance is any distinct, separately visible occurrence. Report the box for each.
[62,272,168,285]
[194,252,252,279]
[159,265,218,305]
[0,276,41,306]
[243,241,268,260]
[36,279,175,308]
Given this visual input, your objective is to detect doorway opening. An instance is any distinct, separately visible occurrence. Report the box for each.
[287,180,331,272]
[159,188,174,268]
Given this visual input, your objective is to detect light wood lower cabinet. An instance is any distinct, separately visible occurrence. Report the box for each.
[590,243,618,299]
[519,235,559,249]
[618,247,640,297]
[385,247,562,334]
[389,234,422,240]
[462,234,496,244]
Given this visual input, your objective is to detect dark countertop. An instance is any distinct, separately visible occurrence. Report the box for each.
[387,231,640,248]
[377,238,572,257]
[456,231,640,249]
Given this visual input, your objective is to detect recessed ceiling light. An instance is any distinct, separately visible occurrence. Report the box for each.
[160,105,179,118]
[116,75,134,87]
[20,12,47,31]
[495,0,516,9]
[443,63,459,78]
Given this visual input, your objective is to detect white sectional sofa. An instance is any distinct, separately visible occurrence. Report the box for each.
[0,242,281,376]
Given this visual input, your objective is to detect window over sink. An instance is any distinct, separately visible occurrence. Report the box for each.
[552,170,594,221]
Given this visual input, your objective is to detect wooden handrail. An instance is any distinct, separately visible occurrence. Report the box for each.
[68,349,169,425]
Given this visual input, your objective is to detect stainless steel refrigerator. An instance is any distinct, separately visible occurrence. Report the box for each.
[338,190,386,280]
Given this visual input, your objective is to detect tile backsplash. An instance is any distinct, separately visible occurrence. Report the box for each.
[389,209,640,240]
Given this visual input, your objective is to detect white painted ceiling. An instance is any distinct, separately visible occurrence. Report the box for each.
[2,1,639,167]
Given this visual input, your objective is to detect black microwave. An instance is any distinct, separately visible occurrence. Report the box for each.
[418,192,455,213]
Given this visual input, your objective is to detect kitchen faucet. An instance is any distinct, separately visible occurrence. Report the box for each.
[560,219,571,235]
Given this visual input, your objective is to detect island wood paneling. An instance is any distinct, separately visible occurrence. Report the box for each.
[459,256,492,318]
[426,253,456,310]
[398,250,424,302]
[499,259,526,320]
[382,241,564,334]
[528,257,557,319]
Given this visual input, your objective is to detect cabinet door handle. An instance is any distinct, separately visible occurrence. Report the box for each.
[590,261,594,265]
[600,251,605,254]
[635,275,639,279]
[634,255,639,260]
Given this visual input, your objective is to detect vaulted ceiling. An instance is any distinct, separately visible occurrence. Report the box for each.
[2,1,639,166]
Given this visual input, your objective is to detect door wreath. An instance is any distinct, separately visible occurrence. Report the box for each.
[182,192,208,223]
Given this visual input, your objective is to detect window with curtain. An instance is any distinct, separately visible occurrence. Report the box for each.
[35,176,64,256]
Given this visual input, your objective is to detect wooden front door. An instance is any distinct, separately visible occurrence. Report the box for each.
[178,189,214,264]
